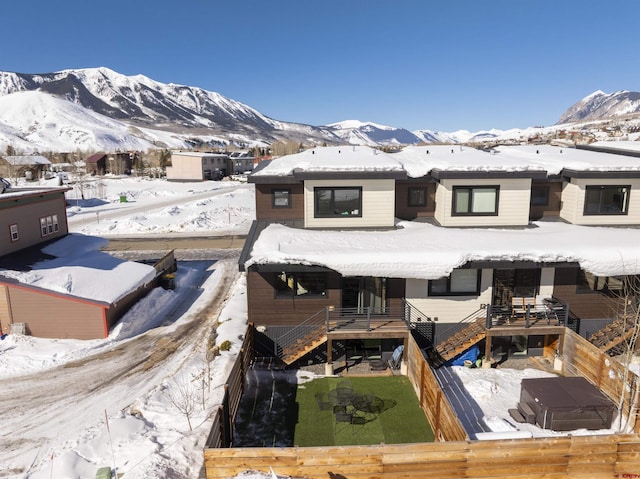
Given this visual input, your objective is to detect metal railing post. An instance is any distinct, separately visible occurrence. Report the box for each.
[367,306,372,331]
[525,305,530,328]
[326,306,330,331]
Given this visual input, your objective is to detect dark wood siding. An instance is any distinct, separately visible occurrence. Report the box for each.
[529,180,562,220]
[247,271,406,327]
[247,270,340,326]
[255,184,304,221]
[7,286,106,339]
[552,266,612,320]
[394,181,435,220]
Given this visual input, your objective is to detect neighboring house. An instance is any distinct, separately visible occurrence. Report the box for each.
[0,186,168,339]
[0,186,70,257]
[2,155,52,180]
[167,151,228,181]
[228,151,255,175]
[86,153,108,175]
[240,145,640,372]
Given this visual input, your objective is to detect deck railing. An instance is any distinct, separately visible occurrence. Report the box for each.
[485,297,570,329]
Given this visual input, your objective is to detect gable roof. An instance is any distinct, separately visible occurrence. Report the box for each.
[3,155,51,166]
[86,153,107,164]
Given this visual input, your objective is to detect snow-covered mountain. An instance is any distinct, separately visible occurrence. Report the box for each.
[0,67,338,152]
[0,66,639,154]
[557,90,640,124]
[327,120,424,146]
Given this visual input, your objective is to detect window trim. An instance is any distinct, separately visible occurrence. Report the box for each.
[314,186,363,218]
[428,269,481,296]
[407,186,427,207]
[40,215,60,237]
[583,185,630,216]
[452,185,500,216]
[272,188,292,208]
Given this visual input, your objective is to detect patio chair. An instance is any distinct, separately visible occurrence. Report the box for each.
[334,410,352,434]
[388,345,404,370]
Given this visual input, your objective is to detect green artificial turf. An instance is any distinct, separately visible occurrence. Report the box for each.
[294,376,434,446]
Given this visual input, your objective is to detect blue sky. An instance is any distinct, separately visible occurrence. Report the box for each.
[3,0,640,132]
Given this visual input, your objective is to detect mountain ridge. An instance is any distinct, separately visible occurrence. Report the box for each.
[0,67,639,153]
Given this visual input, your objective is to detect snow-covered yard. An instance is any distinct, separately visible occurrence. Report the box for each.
[0,175,635,479]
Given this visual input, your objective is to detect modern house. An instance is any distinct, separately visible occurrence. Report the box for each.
[0,186,166,339]
[239,144,640,373]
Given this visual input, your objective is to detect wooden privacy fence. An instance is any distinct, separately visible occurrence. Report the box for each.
[204,434,640,479]
[205,324,253,448]
[203,326,640,478]
[560,328,640,433]
[404,335,468,441]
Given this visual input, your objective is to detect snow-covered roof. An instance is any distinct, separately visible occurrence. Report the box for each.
[171,151,228,158]
[587,140,640,154]
[251,146,404,177]
[250,144,640,179]
[3,155,51,166]
[0,234,156,304]
[245,220,640,279]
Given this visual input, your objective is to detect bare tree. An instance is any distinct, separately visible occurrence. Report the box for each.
[609,275,640,432]
[168,375,199,431]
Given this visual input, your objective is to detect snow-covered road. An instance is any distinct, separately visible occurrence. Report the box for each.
[0,256,239,476]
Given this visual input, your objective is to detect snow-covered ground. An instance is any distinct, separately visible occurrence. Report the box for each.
[0,174,634,479]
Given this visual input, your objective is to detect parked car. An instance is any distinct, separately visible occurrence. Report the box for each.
[0,177,11,194]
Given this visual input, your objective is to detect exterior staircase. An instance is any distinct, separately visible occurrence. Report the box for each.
[280,325,327,365]
[430,318,487,367]
[588,316,638,355]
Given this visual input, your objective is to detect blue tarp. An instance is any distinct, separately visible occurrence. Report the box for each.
[449,344,480,367]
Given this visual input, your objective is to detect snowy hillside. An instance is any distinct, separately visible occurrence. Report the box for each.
[0,90,194,152]
[0,67,339,152]
[557,90,640,124]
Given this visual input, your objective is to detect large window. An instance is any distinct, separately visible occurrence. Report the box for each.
[272,189,291,208]
[408,187,427,207]
[274,272,327,298]
[314,187,362,218]
[452,186,499,216]
[429,269,480,296]
[584,185,630,215]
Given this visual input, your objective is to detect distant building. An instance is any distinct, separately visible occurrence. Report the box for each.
[166,151,228,181]
[85,153,108,175]
[1,155,52,180]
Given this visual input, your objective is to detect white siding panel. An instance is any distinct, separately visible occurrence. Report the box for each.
[434,178,531,227]
[560,178,640,225]
[406,269,493,324]
[304,179,395,228]
[166,155,204,181]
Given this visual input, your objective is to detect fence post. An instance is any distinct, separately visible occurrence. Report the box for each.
[367,306,372,331]
[486,305,492,329]
[525,305,530,328]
